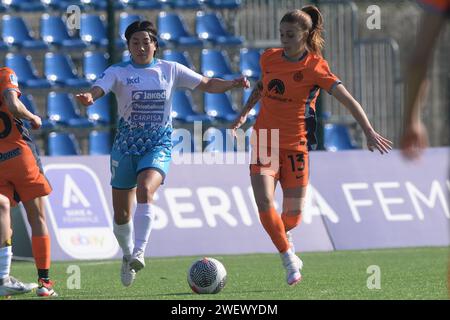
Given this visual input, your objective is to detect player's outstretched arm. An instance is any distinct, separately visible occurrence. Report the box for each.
[331,83,393,154]
[4,90,41,129]
[196,76,250,94]
[75,86,105,107]
[230,80,263,137]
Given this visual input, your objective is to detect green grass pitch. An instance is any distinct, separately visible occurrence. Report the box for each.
[5,247,448,300]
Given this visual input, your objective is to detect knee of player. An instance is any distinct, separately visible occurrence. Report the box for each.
[137,186,156,203]
[281,210,303,228]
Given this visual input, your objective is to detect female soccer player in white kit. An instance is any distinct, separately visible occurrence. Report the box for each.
[76,21,249,286]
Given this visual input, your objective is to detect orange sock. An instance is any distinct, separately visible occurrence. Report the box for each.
[259,207,289,253]
[281,212,302,232]
[32,235,51,270]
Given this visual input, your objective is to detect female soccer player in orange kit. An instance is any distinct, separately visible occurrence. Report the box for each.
[0,67,56,297]
[231,5,393,285]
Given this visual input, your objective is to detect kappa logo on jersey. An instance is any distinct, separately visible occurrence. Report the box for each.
[9,74,18,86]
[268,79,285,95]
[126,76,141,85]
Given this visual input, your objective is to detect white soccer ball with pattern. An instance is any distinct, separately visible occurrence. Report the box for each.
[187,257,227,294]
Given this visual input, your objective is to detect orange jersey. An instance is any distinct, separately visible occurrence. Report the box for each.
[0,67,32,152]
[0,67,51,206]
[253,48,340,151]
[419,0,450,14]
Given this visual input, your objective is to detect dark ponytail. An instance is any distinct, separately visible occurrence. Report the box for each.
[301,5,324,56]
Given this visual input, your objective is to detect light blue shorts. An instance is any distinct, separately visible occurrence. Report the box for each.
[110,147,171,189]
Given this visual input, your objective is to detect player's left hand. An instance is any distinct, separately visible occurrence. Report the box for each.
[30,115,42,130]
[365,129,393,154]
[232,76,250,89]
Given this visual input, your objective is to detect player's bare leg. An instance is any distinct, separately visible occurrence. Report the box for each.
[0,195,36,297]
[112,187,136,287]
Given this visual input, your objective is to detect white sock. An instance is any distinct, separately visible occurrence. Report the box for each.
[113,220,134,257]
[133,203,154,255]
[280,247,295,261]
[0,246,12,280]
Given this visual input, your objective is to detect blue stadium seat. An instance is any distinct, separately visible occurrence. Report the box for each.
[47,92,93,128]
[242,87,261,120]
[240,48,262,79]
[89,130,111,155]
[196,11,243,45]
[47,132,80,156]
[80,0,111,10]
[5,53,51,89]
[323,123,357,151]
[42,0,83,10]
[162,49,195,70]
[40,14,86,49]
[201,49,239,79]
[84,51,109,82]
[45,52,91,87]
[203,0,241,9]
[169,0,203,9]
[86,94,111,125]
[204,127,236,152]
[80,14,108,47]
[4,0,46,11]
[171,90,212,123]
[0,40,8,50]
[204,92,237,122]
[158,12,203,47]
[121,0,163,9]
[2,15,47,49]
[116,12,141,48]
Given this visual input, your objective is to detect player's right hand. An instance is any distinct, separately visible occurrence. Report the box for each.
[230,114,248,138]
[30,115,42,129]
[76,92,94,106]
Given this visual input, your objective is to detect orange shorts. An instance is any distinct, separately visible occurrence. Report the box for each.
[0,143,52,206]
[250,145,309,188]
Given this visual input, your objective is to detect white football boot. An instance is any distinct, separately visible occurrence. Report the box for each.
[121,255,136,287]
[0,276,38,296]
[130,250,145,272]
[281,248,303,286]
[36,278,57,297]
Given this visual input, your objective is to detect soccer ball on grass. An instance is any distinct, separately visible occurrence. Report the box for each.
[187,257,227,294]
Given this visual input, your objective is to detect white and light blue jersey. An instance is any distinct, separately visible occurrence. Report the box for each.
[94,59,203,156]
